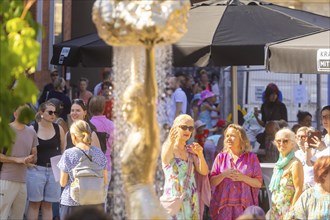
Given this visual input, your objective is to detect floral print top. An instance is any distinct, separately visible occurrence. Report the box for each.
[57,146,107,206]
[288,185,330,220]
[162,157,199,220]
[270,163,295,219]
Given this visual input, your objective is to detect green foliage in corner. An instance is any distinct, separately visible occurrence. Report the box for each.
[0,0,40,151]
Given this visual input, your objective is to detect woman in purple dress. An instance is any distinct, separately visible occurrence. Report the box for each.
[210,124,263,220]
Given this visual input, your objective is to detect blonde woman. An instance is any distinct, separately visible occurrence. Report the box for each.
[269,128,304,219]
[161,114,208,219]
[57,120,107,219]
[210,124,263,220]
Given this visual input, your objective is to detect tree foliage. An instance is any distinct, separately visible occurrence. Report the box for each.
[0,0,40,151]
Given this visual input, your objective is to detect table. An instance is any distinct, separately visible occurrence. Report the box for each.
[260,163,275,209]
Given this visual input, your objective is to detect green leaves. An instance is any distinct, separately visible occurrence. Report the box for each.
[0,0,40,151]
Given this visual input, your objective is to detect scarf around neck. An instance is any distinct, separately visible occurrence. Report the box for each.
[269,150,295,192]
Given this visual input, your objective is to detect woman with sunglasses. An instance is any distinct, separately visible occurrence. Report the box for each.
[161,114,209,219]
[269,128,303,219]
[66,99,100,149]
[48,98,69,134]
[210,124,263,220]
[26,101,66,220]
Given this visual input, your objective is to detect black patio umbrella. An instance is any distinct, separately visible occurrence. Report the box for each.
[51,0,329,67]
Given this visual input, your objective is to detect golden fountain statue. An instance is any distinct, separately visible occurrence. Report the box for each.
[92,0,190,219]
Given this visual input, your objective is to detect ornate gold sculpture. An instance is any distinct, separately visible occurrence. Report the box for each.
[93,0,190,219]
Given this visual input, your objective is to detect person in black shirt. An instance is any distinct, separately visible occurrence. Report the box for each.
[38,70,59,105]
[255,83,288,127]
[47,77,71,122]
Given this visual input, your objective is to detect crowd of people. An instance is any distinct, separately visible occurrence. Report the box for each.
[0,68,329,220]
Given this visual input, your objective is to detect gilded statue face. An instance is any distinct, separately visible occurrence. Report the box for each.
[122,84,144,124]
[122,99,135,122]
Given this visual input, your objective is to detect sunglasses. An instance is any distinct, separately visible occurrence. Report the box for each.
[275,139,290,145]
[46,110,58,116]
[297,135,307,139]
[179,125,194,132]
[73,99,86,105]
[321,115,330,120]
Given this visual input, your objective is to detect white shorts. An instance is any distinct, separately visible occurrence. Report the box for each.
[0,179,27,220]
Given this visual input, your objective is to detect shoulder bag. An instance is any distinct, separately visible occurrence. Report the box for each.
[159,153,193,216]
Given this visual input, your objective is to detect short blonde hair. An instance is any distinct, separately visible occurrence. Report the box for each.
[223,124,251,153]
[70,120,92,145]
[172,114,193,128]
[275,128,296,141]
[296,126,310,134]
[54,77,65,90]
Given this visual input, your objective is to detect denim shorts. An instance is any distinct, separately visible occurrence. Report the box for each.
[26,166,61,202]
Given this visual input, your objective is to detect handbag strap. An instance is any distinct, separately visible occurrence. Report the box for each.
[75,147,92,162]
[182,152,194,192]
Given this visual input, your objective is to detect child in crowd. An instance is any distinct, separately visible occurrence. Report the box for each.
[198,90,220,129]
[194,120,218,148]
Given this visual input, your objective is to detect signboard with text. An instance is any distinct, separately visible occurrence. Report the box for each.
[317,49,330,72]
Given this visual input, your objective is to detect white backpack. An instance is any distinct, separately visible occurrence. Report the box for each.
[70,147,106,205]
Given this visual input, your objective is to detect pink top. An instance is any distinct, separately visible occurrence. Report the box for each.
[90,115,114,171]
[209,152,263,219]
[79,91,93,105]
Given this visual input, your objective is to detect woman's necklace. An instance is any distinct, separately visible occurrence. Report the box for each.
[174,146,187,159]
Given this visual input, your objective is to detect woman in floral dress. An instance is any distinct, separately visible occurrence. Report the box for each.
[161,114,209,219]
[289,156,330,220]
[269,128,304,219]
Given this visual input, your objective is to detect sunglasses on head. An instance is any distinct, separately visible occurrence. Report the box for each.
[46,110,58,116]
[275,139,289,145]
[297,135,307,139]
[73,99,85,105]
[179,125,194,132]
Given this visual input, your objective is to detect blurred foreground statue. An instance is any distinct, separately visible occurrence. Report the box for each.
[92,0,190,219]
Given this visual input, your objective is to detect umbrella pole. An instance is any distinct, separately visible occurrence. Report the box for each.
[231,66,238,124]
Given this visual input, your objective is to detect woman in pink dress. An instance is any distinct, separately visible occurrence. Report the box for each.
[210,124,263,220]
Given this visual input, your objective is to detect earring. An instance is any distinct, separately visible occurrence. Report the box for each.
[41,115,44,118]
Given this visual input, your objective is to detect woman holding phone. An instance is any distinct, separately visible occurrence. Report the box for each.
[311,105,330,162]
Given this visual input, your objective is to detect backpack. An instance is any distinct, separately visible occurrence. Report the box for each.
[70,147,106,205]
[95,131,109,154]
[88,121,109,154]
